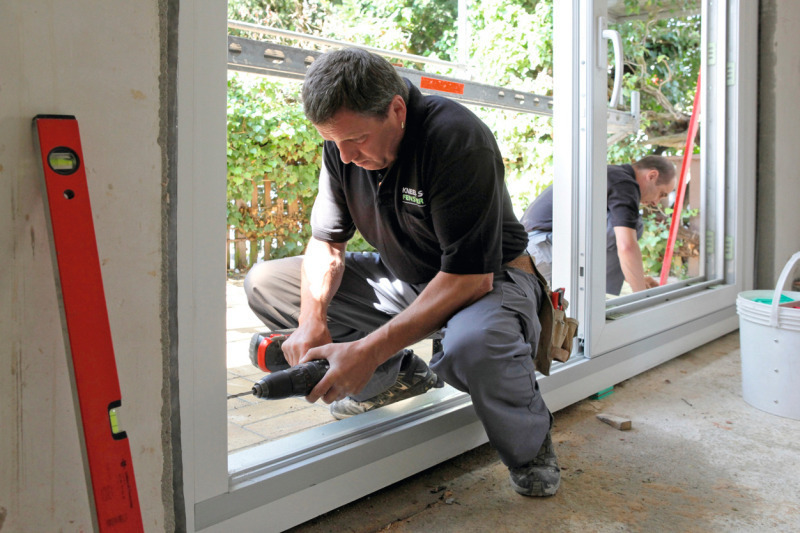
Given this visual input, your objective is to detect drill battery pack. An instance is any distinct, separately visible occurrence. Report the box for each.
[249,332,292,372]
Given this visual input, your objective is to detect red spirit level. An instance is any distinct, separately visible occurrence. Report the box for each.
[33,115,144,532]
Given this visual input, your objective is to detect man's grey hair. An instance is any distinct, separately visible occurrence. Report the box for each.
[633,155,677,185]
[302,47,409,125]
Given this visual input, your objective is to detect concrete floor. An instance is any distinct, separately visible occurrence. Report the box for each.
[286,331,800,533]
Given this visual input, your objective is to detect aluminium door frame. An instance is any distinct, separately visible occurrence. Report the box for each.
[177,1,757,530]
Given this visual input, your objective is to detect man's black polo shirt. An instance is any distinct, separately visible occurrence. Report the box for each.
[311,81,527,285]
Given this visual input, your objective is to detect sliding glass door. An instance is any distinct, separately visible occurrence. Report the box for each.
[178,1,756,530]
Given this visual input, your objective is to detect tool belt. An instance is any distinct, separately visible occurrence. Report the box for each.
[504,252,579,376]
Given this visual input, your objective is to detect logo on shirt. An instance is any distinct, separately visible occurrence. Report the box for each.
[402,187,425,206]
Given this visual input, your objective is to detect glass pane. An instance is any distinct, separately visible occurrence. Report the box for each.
[603,4,704,306]
[581,0,737,357]
[224,1,559,455]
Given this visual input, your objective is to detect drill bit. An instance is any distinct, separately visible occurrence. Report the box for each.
[227,389,254,399]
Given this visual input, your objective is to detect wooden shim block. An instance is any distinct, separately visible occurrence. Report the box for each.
[596,413,632,430]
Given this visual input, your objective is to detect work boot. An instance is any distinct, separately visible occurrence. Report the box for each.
[508,430,561,497]
[330,350,442,419]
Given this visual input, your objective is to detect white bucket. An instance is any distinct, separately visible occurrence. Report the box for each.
[736,252,800,420]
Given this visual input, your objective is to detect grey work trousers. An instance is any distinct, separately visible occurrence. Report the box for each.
[243,251,552,467]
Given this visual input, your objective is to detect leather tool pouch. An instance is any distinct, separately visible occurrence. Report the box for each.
[525,256,579,376]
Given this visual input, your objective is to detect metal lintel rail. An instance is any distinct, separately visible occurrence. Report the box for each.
[228,35,638,131]
[228,19,466,71]
[227,37,552,115]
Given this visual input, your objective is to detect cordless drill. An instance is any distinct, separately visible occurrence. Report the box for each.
[239,331,329,399]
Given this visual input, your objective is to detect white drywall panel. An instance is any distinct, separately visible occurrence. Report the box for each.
[0,1,167,530]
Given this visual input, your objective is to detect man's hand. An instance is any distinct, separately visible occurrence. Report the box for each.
[644,276,660,289]
[301,340,381,404]
[281,320,332,367]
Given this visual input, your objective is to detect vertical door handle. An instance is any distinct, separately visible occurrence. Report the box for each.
[598,16,624,108]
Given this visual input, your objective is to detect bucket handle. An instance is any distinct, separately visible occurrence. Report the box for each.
[770,251,800,327]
